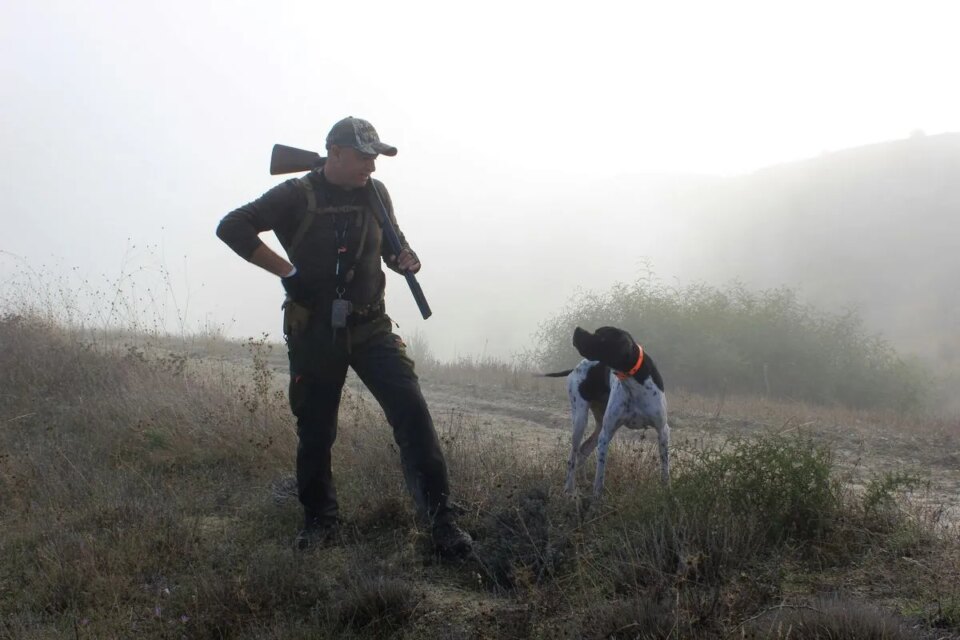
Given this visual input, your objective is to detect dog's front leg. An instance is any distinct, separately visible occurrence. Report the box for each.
[564,396,590,494]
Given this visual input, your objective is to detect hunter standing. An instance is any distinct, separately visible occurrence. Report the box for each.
[216,117,472,557]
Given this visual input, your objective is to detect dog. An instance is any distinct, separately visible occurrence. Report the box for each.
[543,326,669,496]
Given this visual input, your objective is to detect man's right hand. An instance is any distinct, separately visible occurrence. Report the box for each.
[281,267,308,301]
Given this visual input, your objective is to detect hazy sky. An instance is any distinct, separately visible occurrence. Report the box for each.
[3,1,959,359]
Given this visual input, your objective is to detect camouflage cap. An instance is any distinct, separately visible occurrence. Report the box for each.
[325,117,397,157]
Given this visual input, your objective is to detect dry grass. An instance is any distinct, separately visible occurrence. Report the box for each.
[2,314,959,639]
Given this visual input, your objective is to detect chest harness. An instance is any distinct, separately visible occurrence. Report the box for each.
[288,175,373,301]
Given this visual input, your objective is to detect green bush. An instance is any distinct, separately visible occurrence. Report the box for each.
[862,471,926,515]
[532,277,927,410]
[585,434,841,602]
[672,434,841,544]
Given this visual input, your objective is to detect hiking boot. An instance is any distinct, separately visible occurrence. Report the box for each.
[431,520,473,559]
[295,517,341,551]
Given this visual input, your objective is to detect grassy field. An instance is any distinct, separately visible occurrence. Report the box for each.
[1,314,959,639]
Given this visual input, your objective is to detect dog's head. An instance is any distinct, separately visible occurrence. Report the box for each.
[572,326,639,372]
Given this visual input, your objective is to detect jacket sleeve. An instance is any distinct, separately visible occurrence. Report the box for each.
[216,180,303,260]
[372,180,414,274]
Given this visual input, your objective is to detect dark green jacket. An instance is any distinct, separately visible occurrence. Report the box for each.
[216,167,411,308]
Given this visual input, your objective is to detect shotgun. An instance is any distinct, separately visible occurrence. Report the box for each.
[268,144,432,319]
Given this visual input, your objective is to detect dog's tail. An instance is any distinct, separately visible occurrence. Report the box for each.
[537,369,574,378]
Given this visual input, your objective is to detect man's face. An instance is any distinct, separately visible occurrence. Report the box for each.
[327,145,377,189]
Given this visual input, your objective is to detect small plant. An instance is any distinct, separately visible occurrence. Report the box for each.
[930,595,960,629]
[863,470,926,514]
[237,332,284,429]
[477,487,569,590]
[330,572,422,634]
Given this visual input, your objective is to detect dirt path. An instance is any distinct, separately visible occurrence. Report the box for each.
[258,354,959,526]
[419,378,569,446]
[414,373,960,526]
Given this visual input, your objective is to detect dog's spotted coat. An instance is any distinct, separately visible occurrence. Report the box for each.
[545,326,670,496]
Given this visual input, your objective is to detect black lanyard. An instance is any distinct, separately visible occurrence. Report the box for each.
[334,218,349,277]
[332,208,371,298]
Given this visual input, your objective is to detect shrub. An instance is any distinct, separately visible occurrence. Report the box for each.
[330,572,421,634]
[531,277,927,410]
[672,434,841,544]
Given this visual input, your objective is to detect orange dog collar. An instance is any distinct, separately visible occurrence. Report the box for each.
[614,345,644,381]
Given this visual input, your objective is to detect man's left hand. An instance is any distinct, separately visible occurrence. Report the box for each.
[392,249,421,274]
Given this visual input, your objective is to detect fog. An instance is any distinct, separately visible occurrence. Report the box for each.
[3,1,959,362]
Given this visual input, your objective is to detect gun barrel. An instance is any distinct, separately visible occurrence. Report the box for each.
[368,182,433,320]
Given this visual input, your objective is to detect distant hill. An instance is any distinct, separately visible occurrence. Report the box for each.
[668,132,960,366]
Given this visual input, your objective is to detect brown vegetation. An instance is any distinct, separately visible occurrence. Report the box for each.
[1,314,958,639]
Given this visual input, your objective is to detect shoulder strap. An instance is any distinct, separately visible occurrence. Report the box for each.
[288,175,319,257]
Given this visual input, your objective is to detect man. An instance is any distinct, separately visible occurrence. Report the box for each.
[216,116,472,558]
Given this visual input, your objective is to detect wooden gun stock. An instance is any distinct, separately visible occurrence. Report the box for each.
[270,144,324,175]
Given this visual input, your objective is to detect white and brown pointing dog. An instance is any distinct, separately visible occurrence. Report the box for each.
[544,326,669,496]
